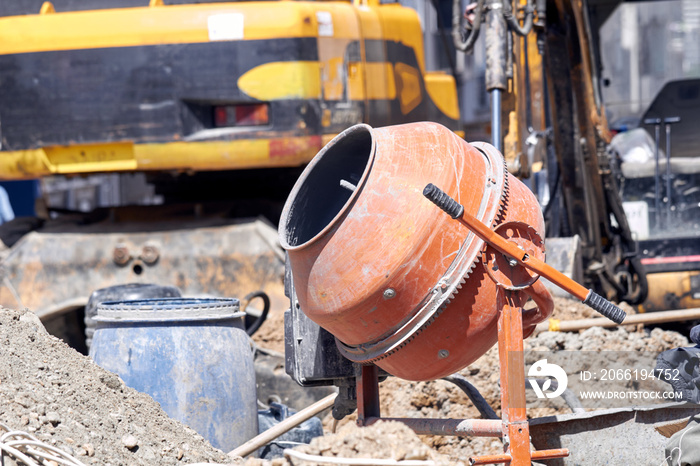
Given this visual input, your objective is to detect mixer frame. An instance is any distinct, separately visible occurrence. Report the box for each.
[355,289,570,465]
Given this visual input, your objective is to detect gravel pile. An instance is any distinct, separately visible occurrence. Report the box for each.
[246,421,453,466]
[296,421,452,465]
[527,325,689,352]
[0,308,234,465]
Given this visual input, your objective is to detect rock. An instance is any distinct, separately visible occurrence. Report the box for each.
[46,411,61,425]
[19,312,44,331]
[0,306,229,465]
[405,448,429,460]
[13,396,30,408]
[99,373,122,391]
[83,443,95,457]
[141,447,157,462]
[121,434,139,450]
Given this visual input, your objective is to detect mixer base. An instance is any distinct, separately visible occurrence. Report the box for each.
[355,290,571,465]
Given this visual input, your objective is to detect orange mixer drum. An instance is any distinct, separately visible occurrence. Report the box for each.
[279,122,551,381]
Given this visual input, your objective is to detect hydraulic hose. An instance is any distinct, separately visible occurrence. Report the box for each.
[503,0,534,36]
[453,0,486,52]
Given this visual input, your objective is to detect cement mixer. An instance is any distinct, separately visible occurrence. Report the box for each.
[279,122,626,464]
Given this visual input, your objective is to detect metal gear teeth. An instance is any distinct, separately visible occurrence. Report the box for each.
[520,223,545,253]
[370,298,451,363]
[493,158,510,228]
[368,257,478,363]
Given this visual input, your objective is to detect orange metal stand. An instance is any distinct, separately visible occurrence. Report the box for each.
[356,288,570,464]
[491,290,531,464]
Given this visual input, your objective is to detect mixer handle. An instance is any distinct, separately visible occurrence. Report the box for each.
[423,183,626,324]
[582,291,626,324]
[423,183,464,218]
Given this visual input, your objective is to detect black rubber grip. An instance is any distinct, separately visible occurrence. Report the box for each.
[423,183,464,219]
[583,291,626,324]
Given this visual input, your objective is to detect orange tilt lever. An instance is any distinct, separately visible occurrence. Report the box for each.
[423,183,626,324]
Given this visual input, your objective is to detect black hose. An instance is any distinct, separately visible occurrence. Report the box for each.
[453,0,485,53]
[442,374,499,420]
[243,290,271,336]
[503,0,534,36]
[543,172,560,220]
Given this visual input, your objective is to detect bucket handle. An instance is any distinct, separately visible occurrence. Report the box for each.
[241,290,270,336]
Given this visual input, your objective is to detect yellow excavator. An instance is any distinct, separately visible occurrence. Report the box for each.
[0,0,462,349]
[0,0,461,179]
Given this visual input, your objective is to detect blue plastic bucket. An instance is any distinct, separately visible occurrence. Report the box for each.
[89,298,258,451]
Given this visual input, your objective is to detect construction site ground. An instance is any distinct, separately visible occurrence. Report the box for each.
[0,296,691,465]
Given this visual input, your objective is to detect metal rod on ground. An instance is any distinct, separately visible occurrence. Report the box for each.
[364,417,503,437]
[535,307,700,333]
[228,393,336,458]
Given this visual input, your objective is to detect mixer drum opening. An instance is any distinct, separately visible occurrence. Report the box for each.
[281,125,374,249]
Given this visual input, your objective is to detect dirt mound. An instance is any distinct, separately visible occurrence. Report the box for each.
[297,421,452,464]
[0,308,233,465]
[245,421,455,466]
[528,324,688,352]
